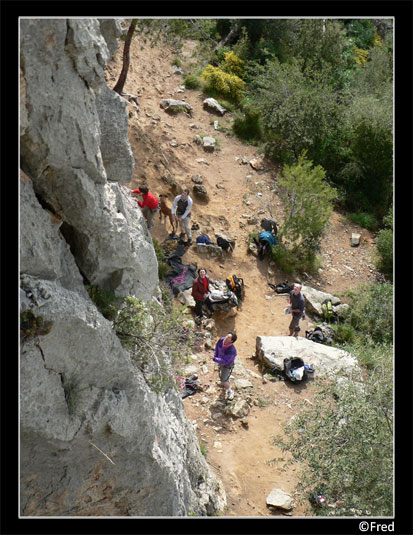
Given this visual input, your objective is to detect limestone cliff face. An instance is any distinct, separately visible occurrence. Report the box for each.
[19,18,226,516]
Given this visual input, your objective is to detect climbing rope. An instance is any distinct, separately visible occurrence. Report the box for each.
[117,182,138,209]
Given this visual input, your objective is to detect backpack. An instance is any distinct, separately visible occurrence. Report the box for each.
[321,299,337,322]
[306,326,326,344]
[268,281,293,294]
[226,274,245,301]
[196,234,212,245]
[283,357,307,383]
[260,218,278,236]
[217,236,232,251]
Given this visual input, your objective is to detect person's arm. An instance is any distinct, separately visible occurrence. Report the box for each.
[180,196,193,219]
[171,195,179,216]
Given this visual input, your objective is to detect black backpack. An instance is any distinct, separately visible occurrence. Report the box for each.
[306,327,326,344]
[283,357,307,383]
[226,274,245,301]
[260,218,278,236]
[217,236,232,251]
[268,281,293,294]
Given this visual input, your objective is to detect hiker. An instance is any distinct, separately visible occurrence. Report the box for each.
[287,282,305,337]
[256,230,277,260]
[213,332,237,400]
[191,268,214,321]
[132,186,160,230]
[171,189,193,245]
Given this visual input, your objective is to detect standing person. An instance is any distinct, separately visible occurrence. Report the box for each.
[213,332,237,400]
[132,186,160,230]
[287,282,305,337]
[191,268,214,322]
[171,189,193,245]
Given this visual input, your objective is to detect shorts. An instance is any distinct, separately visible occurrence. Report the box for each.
[289,314,302,332]
[219,365,233,383]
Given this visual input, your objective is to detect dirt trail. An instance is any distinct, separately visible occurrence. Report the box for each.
[105,35,381,517]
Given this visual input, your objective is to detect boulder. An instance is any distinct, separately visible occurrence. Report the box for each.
[266,488,294,511]
[301,285,341,318]
[177,288,196,307]
[160,99,192,114]
[202,136,216,152]
[196,243,223,257]
[191,174,203,184]
[351,233,361,247]
[215,231,236,251]
[203,98,227,116]
[192,184,209,200]
[228,399,250,418]
[256,336,360,377]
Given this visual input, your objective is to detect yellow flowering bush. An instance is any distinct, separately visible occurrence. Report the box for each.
[353,46,369,67]
[221,50,245,78]
[201,64,245,101]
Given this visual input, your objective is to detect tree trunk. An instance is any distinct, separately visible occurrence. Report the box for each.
[113,19,138,95]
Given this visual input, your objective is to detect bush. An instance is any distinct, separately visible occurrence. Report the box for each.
[347,212,379,231]
[232,103,263,141]
[113,296,192,393]
[345,283,393,344]
[273,343,393,516]
[333,323,356,344]
[152,238,170,280]
[201,64,246,101]
[86,285,121,320]
[375,205,393,280]
[184,74,201,89]
[20,311,53,344]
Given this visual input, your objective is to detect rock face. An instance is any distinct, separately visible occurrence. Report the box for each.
[19,18,225,517]
[256,336,360,376]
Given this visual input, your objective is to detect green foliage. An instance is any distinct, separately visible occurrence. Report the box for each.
[201,64,246,102]
[220,50,245,78]
[343,283,393,345]
[375,205,393,280]
[184,74,201,89]
[20,311,52,344]
[347,212,379,231]
[232,102,263,142]
[346,19,376,49]
[199,442,208,457]
[113,296,192,393]
[278,152,337,256]
[152,239,170,280]
[273,343,393,516]
[332,323,356,344]
[86,285,122,320]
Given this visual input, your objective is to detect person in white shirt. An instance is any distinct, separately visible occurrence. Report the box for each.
[171,189,193,245]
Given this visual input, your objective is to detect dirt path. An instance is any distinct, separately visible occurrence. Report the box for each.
[105,34,382,517]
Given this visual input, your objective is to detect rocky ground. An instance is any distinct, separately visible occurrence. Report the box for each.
[105,33,382,517]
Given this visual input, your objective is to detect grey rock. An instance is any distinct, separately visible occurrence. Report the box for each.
[256,336,360,377]
[351,233,361,247]
[192,184,209,199]
[98,19,123,57]
[160,99,192,114]
[202,136,216,152]
[301,285,341,318]
[203,98,226,116]
[191,174,203,184]
[95,84,135,182]
[266,488,294,510]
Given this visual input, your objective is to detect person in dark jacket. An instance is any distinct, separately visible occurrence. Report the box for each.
[191,268,214,321]
[132,186,160,230]
[213,332,237,400]
[171,189,193,245]
[287,282,305,336]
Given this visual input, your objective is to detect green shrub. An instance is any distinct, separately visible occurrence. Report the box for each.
[333,323,356,344]
[375,205,393,280]
[86,285,121,320]
[152,239,170,280]
[184,74,201,89]
[273,342,393,516]
[20,311,53,343]
[347,212,379,231]
[113,296,192,393]
[232,104,263,141]
[345,283,393,344]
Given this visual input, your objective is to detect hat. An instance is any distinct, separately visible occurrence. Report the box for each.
[132,189,140,194]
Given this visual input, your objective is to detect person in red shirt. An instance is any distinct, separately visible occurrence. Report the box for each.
[191,268,214,322]
[132,186,160,230]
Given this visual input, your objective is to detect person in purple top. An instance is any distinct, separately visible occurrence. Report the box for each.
[213,332,237,400]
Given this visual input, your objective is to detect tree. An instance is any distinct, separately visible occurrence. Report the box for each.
[277,152,337,256]
[113,19,138,95]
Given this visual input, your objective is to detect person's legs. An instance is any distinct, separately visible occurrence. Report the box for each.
[182,217,192,242]
[146,208,156,230]
[194,300,203,318]
[141,206,150,226]
[289,315,300,336]
[219,366,234,399]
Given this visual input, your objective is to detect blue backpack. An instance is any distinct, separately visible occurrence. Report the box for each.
[196,234,212,245]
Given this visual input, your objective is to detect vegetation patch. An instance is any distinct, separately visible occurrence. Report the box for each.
[20,311,53,344]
